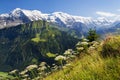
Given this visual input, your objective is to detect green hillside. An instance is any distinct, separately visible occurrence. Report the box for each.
[0,20,79,71]
[0,20,120,80]
[4,35,119,80]
[44,36,120,80]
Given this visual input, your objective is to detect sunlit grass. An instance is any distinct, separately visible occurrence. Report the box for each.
[31,37,46,43]
[102,35,120,57]
[0,72,14,79]
[44,51,120,80]
[31,34,46,43]
[46,52,57,58]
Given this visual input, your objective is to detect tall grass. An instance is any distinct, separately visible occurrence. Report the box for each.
[102,36,120,57]
[44,36,120,80]
[44,53,120,80]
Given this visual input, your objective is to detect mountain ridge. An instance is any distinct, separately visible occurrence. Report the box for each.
[0,8,115,29]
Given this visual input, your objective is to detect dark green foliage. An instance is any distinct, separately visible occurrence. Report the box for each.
[87,28,99,42]
[0,20,79,71]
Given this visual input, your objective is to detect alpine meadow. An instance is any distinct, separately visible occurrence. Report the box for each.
[0,0,120,80]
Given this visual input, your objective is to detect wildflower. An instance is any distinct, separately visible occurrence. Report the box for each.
[34,77,40,80]
[64,49,73,55]
[39,62,46,67]
[52,65,58,70]
[89,46,95,50]
[91,41,98,44]
[77,47,84,51]
[38,66,47,71]
[20,69,28,75]
[52,64,55,66]
[66,63,71,66]
[55,55,66,61]
[22,74,29,78]
[9,69,18,74]
[81,42,89,45]
[26,64,38,71]
[73,52,79,55]
[38,73,42,75]
[76,42,81,46]
[64,51,71,55]
[92,41,99,47]
[83,38,89,42]
[69,55,76,58]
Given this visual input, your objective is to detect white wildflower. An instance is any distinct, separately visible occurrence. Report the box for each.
[76,42,81,46]
[83,38,89,42]
[55,55,66,61]
[38,66,47,71]
[89,46,95,50]
[39,62,46,67]
[20,69,28,75]
[52,64,55,66]
[92,41,99,47]
[9,69,18,74]
[81,42,89,45]
[22,74,29,78]
[26,64,38,71]
[34,77,40,80]
[69,55,76,58]
[77,47,84,51]
[66,63,71,66]
[64,50,71,55]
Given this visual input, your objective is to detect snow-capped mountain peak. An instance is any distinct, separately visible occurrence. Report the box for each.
[11,8,22,13]
[10,8,42,21]
[10,8,25,17]
[0,8,118,30]
[51,12,74,25]
[0,13,9,17]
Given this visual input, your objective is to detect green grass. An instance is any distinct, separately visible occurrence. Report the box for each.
[0,72,14,79]
[19,35,120,80]
[44,50,120,80]
[102,36,120,57]
[31,37,46,43]
[46,52,57,58]
[31,34,46,43]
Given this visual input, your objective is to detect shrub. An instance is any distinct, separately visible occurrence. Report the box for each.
[102,36,120,57]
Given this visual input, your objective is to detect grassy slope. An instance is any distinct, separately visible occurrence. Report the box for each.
[44,43,120,80]
[0,72,14,80]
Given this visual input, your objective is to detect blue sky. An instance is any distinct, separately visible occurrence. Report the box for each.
[0,0,120,17]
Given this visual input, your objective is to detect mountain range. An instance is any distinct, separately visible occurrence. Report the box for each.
[0,8,120,32]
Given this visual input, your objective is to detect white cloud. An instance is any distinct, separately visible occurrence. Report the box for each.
[117,9,120,11]
[96,11,117,17]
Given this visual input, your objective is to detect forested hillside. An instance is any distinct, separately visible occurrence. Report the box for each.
[0,20,79,71]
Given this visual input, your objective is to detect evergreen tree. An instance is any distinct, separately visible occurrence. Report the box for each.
[86,28,99,42]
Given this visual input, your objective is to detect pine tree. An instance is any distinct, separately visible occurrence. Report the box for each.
[86,28,99,42]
